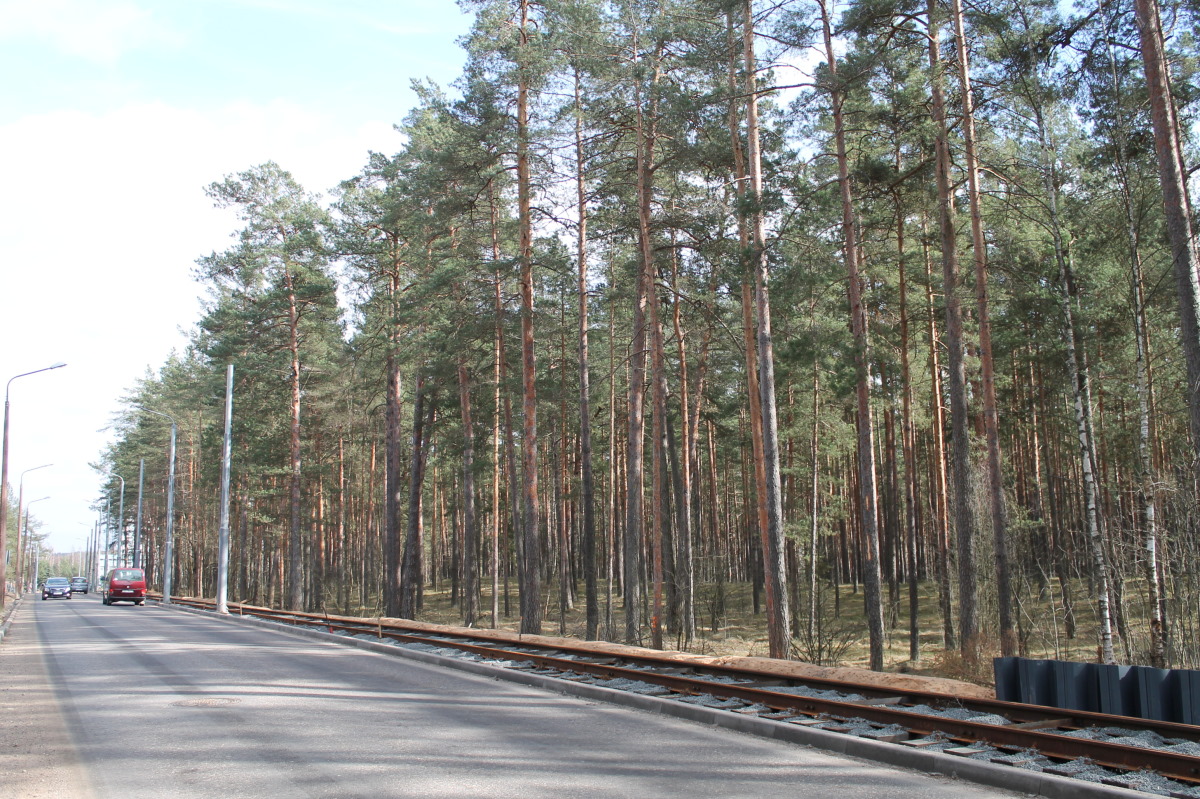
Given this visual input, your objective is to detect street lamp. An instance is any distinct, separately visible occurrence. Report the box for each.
[0,362,66,608]
[133,458,144,569]
[105,474,126,567]
[22,496,49,585]
[138,407,177,604]
[15,463,51,597]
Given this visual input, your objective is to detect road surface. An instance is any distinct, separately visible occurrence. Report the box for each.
[1,593,1025,799]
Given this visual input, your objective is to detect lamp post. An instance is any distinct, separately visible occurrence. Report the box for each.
[100,501,112,581]
[139,407,177,604]
[133,459,144,569]
[91,518,100,585]
[24,533,35,591]
[15,463,51,597]
[108,474,126,567]
[0,362,66,608]
[22,496,49,584]
[217,364,233,614]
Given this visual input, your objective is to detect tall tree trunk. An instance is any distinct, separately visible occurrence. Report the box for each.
[284,268,304,612]
[624,166,649,645]
[607,255,619,640]
[556,412,569,635]
[671,254,697,645]
[516,0,542,635]
[1114,2,1168,666]
[922,220,955,650]
[385,274,404,619]
[727,9,772,654]
[492,217,504,629]
[895,188,921,663]
[949,0,1014,656]
[574,68,600,640]
[1134,0,1200,463]
[624,24,661,646]
[649,256,669,650]
[744,0,790,659]
[313,436,325,609]
[928,0,978,654]
[399,377,430,620]
[821,0,884,670]
[491,189,521,623]
[1130,169,1168,669]
[1059,262,1116,663]
[459,361,479,627]
[337,433,348,612]
[808,320,821,643]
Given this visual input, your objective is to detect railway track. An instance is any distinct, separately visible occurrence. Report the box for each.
[157,595,1200,797]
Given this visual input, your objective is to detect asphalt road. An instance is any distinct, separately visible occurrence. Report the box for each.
[8,593,1026,799]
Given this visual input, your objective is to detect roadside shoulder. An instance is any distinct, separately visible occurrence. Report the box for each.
[0,599,94,799]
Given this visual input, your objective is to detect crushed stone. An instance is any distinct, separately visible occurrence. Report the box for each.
[1101,770,1186,797]
[673,694,748,709]
[1167,741,1200,756]
[886,703,1010,726]
[766,685,865,703]
[592,677,666,694]
[698,674,757,685]
[857,724,909,740]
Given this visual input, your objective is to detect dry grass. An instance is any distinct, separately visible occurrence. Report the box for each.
[334,576,1130,688]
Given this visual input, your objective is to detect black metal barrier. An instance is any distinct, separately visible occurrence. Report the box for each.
[994,657,1200,724]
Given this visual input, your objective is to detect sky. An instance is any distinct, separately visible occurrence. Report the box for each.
[0,0,477,554]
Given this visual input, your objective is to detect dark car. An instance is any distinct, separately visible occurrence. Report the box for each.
[70,577,88,594]
[42,577,71,600]
[102,568,146,605]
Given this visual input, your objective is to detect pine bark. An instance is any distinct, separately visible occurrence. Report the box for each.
[1134,0,1200,463]
[516,0,542,635]
[922,222,955,650]
[649,254,669,650]
[285,267,304,612]
[744,0,790,659]
[928,0,979,653]
[949,0,1014,656]
[624,84,651,646]
[895,189,920,662]
[574,69,600,640]
[399,378,431,620]
[727,10,772,655]
[671,255,697,644]
[458,361,479,627]
[384,274,404,619]
[821,0,884,670]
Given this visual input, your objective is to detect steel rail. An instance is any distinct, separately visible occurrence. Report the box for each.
[157,595,1200,784]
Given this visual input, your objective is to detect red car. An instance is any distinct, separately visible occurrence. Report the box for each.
[102,568,146,605]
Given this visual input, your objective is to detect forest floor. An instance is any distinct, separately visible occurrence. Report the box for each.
[347,576,1126,690]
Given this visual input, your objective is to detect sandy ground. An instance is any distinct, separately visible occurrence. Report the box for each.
[367,614,997,699]
[0,596,94,799]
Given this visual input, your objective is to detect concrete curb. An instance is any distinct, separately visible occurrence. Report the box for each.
[0,594,24,646]
[157,602,1151,799]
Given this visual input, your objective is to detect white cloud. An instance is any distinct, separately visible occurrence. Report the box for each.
[0,0,179,63]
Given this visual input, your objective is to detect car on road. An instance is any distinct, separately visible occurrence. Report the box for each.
[70,577,89,594]
[42,577,71,600]
[102,568,146,605]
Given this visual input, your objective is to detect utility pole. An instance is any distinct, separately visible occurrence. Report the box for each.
[217,364,234,614]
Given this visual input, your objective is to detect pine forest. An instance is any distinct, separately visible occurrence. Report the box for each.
[89,0,1200,677]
